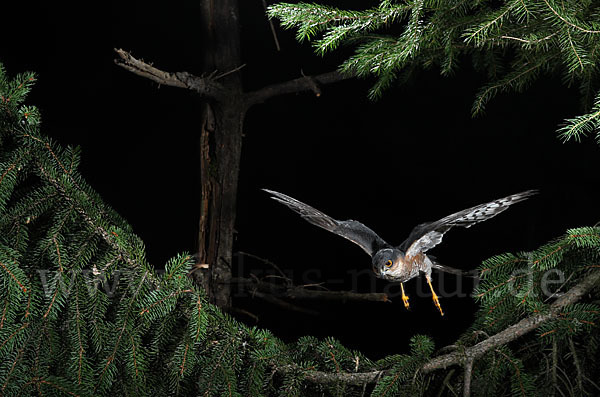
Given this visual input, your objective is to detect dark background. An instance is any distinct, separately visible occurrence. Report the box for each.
[2,1,599,359]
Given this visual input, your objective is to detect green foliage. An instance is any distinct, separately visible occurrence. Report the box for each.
[1,63,600,396]
[473,228,600,333]
[372,335,434,396]
[269,0,600,142]
[0,63,274,395]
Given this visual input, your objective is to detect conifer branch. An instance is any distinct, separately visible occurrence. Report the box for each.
[12,133,148,277]
[269,1,600,143]
[273,268,600,388]
[540,0,600,34]
[277,364,383,386]
[421,268,600,373]
[500,33,557,44]
[35,161,154,279]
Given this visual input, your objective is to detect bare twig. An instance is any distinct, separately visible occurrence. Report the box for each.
[583,375,600,391]
[252,291,319,316]
[261,0,281,51]
[555,365,575,395]
[214,64,247,80]
[236,251,289,281]
[226,306,260,323]
[436,369,457,397]
[544,271,575,302]
[500,32,557,44]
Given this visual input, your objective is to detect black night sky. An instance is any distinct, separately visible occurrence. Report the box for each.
[3,1,600,358]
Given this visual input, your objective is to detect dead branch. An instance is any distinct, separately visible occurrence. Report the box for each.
[113,49,226,100]
[244,70,352,106]
[236,251,289,281]
[226,306,260,323]
[232,252,389,304]
[114,49,186,88]
[261,0,281,51]
[214,64,247,80]
[285,287,389,303]
[115,49,353,106]
[251,290,319,316]
[232,276,389,303]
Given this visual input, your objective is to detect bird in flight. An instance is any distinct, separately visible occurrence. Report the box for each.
[264,189,537,316]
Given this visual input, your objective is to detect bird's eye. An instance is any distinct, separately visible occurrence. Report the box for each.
[385,260,393,268]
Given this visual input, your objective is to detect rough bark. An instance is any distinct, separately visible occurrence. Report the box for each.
[194,99,245,307]
[188,0,245,308]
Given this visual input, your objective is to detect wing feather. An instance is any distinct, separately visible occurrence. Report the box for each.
[264,189,389,256]
[401,190,537,257]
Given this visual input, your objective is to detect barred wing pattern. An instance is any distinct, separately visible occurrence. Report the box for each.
[401,190,538,258]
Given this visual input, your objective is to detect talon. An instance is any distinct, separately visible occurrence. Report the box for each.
[427,276,444,316]
[400,283,410,310]
[402,294,410,309]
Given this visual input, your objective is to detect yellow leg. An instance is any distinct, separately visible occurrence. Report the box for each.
[426,276,444,316]
[400,283,410,310]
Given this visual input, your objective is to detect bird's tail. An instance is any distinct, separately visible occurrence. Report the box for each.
[431,261,479,279]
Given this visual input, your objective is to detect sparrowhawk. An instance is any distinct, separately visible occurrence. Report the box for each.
[264,189,537,315]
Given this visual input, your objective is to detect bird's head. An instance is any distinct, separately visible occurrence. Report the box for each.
[372,248,408,281]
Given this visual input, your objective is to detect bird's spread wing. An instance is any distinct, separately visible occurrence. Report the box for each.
[263,189,389,256]
[400,190,537,258]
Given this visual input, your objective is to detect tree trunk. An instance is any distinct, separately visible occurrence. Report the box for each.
[114,0,350,309]
[195,0,244,308]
